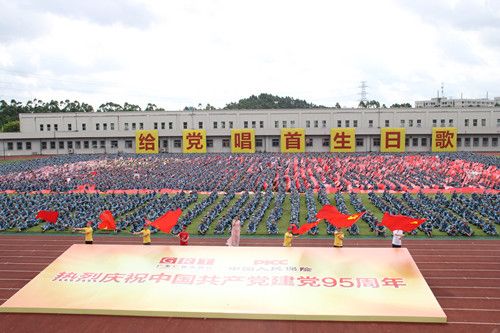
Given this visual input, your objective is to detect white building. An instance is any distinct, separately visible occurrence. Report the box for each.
[0,107,499,156]
[415,96,500,108]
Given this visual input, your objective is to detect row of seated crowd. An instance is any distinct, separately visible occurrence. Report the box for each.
[0,189,497,237]
[0,152,498,193]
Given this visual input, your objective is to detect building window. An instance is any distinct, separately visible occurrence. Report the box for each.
[47,124,51,131]
[345,120,350,127]
[100,140,105,148]
[75,141,81,149]
[408,119,413,127]
[260,121,264,128]
[457,138,462,147]
[405,136,410,147]
[252,121,256,128]
[272,138,280,147]
[110,123,115,130]
[353,120,358,128]
[16,142,23,150]
[50,141,56,149]
[132,123,136,130]
[322,120,327,128]
[139,123,144,130]
[162,140,168,148]
[84,141,89,149]
[169,122,173,130]
[274,121,279,128]
[183,122,188,129]
[373,138,380,146]
[497,119,500,127]
[314,120,318,128]
[464,119,469,127]
[356,138,363,147]
[400,119,405,127]
[384,120,390,127]
[54,124,58,131]
[283,121,287,128]
[229,121,233,129]
[244,121,248,128]
[482,138,489,147]
[464,138,470,147]
[207,139,213,148]
[213,122,218,129]
[25,142,31,150]
[125,140,133,148]
[7,142,13,150]
[161,122,166,130]
[222,139,230,147]
[472,119,478,127]
[416,119,421,128]
[449,119,453,126]
[306,120,311,128]
[412,138,418,146]
[96,123,100,131]
[322,138,329,147]
[124,123,129,131]
[103,123,108,131]
[368,120,373,128]
[221,121,226,129]
[440,119,445,126]
[306,138,313,147]
[421,138,427,146]
[67,141,73,149]
[492,137,498,147]
[154,122,158,130]
[337,120,342,128]
[40,124,44,131]
[481,119,486,126]
[198,122,203,129]
[82,123,87,131]
[174,139,181,148]
[290,120,295,127]
[256,138,263,147]
[92,140,98,149]
[473,138,479,147]
[432,119,437,127]
[111,141,118,148]
[41,142,47,150]
[67,124,72,131]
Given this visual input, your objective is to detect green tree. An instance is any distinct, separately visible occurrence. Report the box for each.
[1,120,20,132]
[335,102,341,108]
[224,93,324,109]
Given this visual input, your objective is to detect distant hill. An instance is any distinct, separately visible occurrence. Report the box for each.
[224,93,325,109]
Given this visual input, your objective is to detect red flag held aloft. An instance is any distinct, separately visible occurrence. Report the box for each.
[379,212,426,232]
[151,208,182,233]
[98,210,116,230]
[316,205,365,228]
[36,210,59,224]
[295,221,320,235]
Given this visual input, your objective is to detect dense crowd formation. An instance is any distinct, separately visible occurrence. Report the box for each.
[0,152,498,193]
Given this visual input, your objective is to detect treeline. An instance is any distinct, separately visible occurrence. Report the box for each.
[223,93,325,109]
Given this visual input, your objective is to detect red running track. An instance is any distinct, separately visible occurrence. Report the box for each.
[0,235,499,333]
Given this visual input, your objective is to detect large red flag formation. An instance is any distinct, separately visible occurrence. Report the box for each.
[379,213,426,232]
[316,205,365,228]
[36,210,59,224]
[98,210,116,230]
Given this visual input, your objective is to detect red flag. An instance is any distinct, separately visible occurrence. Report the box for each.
[151,208,182,233]
[379,212,426,232]
[295,221,320,235]
[36,210,59,224]
[98,210,116,230]
[316,205,365,228]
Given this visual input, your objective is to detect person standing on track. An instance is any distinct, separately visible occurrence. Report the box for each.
[392,229,404,248]
[178,225,189,246]
[73,221,94,244]
[333,228,344,248]
[134,222,152,245]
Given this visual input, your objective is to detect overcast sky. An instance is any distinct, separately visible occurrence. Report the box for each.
[0,0,499,109]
